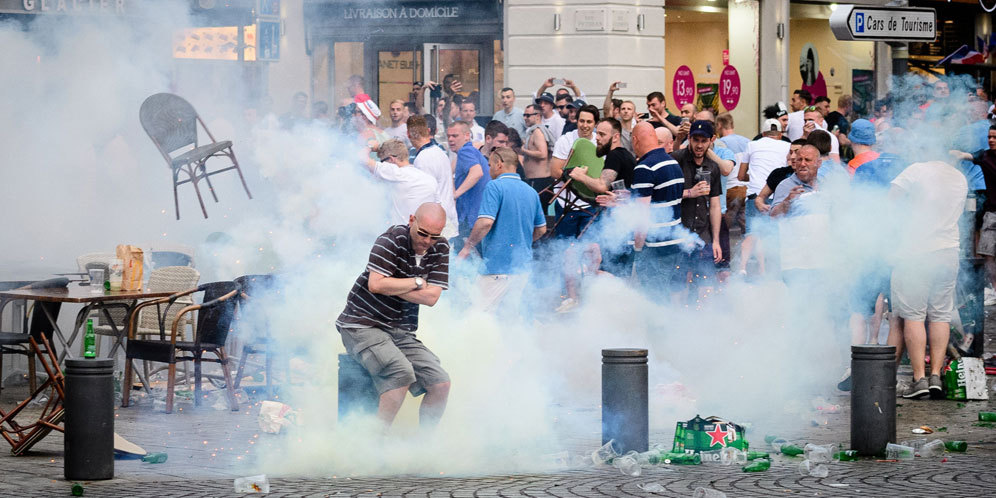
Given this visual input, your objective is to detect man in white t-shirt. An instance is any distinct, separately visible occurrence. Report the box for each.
[407,115,458,238]
[365,139,439,227]
[459,101,485,146]
[735,118,791,276]
[889,158,968,399]
[550,104,599,237]
[383,99,411,147]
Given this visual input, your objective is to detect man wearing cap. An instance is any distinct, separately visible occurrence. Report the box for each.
[562,99,586,135]
[535,92,566,138]
[754,104,791,142]
[847,119,878,176]
[671,120,723,293]
[736,117,791,276]
[353,94,390,150]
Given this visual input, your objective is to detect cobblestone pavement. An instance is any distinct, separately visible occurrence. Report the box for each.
[0,331,994,496]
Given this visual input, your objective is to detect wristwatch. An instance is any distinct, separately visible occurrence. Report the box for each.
[414,276,425,290]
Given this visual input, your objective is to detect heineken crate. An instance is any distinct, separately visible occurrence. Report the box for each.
[672,415,749,453]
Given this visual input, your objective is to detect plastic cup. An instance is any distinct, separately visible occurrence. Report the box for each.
[591,440,620,466]
[798,459,829,477]
[88,268,104,293]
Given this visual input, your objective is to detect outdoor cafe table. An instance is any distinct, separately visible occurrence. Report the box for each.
[0,285,176,364]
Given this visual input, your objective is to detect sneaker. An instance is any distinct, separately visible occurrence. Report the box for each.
[928,374,944,398]
[836,367,852,392]
[555,298,578,313]
[902,377,930,399]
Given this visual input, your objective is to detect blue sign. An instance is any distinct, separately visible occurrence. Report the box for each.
[258,20,280,61]
[855,12,864,33]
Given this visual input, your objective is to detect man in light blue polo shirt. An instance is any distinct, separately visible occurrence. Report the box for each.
[458,147,547,312]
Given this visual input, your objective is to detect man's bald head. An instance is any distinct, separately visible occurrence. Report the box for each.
[415,202,446,229]
[632,122,660,158]
[655,126,674,153]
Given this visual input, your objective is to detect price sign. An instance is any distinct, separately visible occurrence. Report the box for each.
[672,65,696,107]
[719,65,741,111]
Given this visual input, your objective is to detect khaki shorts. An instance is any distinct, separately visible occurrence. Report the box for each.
[977,211,996,257]
[477,273,530,313]
[891,248,958,323]
[337,326,449,397]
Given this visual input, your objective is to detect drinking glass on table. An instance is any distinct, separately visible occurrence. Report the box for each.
[88,268,105,293]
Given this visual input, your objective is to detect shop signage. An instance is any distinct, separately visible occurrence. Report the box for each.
[343,5,460,20]
[829,4,936,42]
[672,65,696,107]
[1,0,125,14]
[612,9,629,32]
[257,19,280,61]
[719,65,741,111]
[575,9,605,31]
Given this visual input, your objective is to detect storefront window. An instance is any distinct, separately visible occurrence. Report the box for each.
[378,50,422,118]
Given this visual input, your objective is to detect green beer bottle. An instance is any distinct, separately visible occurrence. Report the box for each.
[660,452,701,465]
[780,444,804,456]
[834,450,859,461]
[71,483,84,496]
[979,412,996,422]
[83,319,96,359]
[944,441,967,452]
[746,451,770,460]
[742,459,770,472]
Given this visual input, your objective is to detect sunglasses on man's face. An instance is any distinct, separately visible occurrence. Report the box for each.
[523,112,539,117]
[413,220,443,239]
[556,105,568,110]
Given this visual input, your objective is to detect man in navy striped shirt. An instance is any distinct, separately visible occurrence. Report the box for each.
[630,122,688,297]
[335,202,451,430]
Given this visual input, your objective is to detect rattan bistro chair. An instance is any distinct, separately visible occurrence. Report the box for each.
[122,282,240,414]
[139,93,252,220]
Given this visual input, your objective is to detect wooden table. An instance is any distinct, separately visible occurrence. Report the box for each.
[0,286,175,364]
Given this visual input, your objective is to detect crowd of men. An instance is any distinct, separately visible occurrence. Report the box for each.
[324,74,993,429]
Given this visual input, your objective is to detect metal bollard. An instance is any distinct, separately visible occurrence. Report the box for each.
[337,353,379,420]
[850,345,896,456]
[64,359,114,480]
[602,348,648,454]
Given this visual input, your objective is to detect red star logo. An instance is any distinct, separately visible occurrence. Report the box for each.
[706,424,729,447]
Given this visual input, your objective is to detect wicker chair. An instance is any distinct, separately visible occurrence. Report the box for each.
[89,266,200,359]
[139,93,252,219]
[121,282,241,413]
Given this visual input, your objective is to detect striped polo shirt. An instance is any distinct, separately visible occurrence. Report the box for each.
[336,225,449,332]
[632,148,687,249]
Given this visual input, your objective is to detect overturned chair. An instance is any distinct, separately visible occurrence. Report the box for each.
[121,282,241,414]
[139,93,252,219]
[539,138,606,239]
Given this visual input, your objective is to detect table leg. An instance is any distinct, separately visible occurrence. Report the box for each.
[42,302,74,364]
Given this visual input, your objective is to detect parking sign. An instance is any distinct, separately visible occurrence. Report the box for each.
[855,12,864,33]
